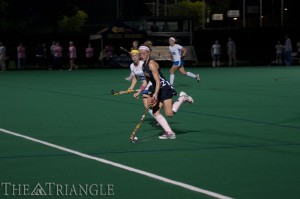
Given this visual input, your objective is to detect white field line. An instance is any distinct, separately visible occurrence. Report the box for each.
[0,128,233,199]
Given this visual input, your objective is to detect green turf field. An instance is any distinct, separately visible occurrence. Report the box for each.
[0,66,300,199]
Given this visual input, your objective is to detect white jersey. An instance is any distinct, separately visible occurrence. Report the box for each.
[275,44,283,54]
[130,60,145,82]
[169,44,183,62]
[212,44,221,55]
[129,60,152,90]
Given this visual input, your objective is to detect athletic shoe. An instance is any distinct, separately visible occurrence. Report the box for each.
[196,74,200,82]
[159,132,176,139]
[179,91,194,104]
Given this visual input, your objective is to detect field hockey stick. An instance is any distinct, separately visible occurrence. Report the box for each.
[111,89,138,95]
[120,47,130,55]
[130,105,152,143]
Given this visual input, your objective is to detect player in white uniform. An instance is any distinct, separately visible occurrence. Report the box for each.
[168,37,200,85]
[127,50,154,117]
[211,40,221,67]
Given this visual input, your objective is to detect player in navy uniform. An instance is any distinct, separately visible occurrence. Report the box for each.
[134,45,194,139]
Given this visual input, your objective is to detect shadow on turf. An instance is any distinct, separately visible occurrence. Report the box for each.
[138,127,199,142]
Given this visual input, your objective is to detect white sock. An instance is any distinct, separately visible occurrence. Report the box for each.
[155,114,173,133]
[148,109,154,118]
[172,95,185,113]
[187,72,196,78]
[170,74,175,85]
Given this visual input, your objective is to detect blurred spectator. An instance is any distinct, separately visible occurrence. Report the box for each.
[36,43,43,68]
[275,41,283,65]
[49,41,56,70]
[227,37,237,66]
[283,35,292,66]
[17,42,26,69]
[42,43,48,68]
[0,42,6,72]
[296,39,300,63]
[211,40,221,67]
[53,41,63,70]
[68,41,78,71]
[85,43,94,68]
[99,43,114,67]
[131,40,139,51]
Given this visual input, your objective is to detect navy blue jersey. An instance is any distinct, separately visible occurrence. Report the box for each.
[143,58,176,101]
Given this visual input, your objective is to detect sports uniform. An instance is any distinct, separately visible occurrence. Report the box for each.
[129,60,152,95]
[143,58,176,101]
[168,37,200,85]
[137,45,194,140]
[169,44,184,67]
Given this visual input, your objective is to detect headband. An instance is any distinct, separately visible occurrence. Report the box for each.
[138,45,150,52]
[169,37,176,42]
[130,50,140,54]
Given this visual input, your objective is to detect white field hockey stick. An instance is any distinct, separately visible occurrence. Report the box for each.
[130,105,152,143]
[111,89,138,96]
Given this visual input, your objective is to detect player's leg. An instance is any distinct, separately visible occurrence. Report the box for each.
[153,99,176,139]
[178,66,200,82]
[172,91,193,114]
[169,65,179,85]
[69,59,73,71]
[212,55,216,67]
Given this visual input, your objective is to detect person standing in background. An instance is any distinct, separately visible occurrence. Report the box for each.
[53,41,63,70]
[17,42,26,69]
[283,35,292,66]
[68,41,78,71]
[85,43,94,68]
[131,40,139,51]
[227,37,237,66]
[275,41,283,65]
[0,42,6,72]
[49,41,56,70]
[211,40,221,67]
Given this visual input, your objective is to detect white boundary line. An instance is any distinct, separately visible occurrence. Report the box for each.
[0,128,233,199]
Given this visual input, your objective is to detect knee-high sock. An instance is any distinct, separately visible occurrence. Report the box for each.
[172,95,185,113]
[170,74,175,85]
[155,114,173,133]
[187,72,196,78]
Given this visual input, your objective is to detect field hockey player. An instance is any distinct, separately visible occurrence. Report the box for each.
[168,37,200,85]
[127,49,155,118]
[134,45,194,140]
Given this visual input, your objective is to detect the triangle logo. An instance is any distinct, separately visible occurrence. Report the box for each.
[30,183,47,196]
